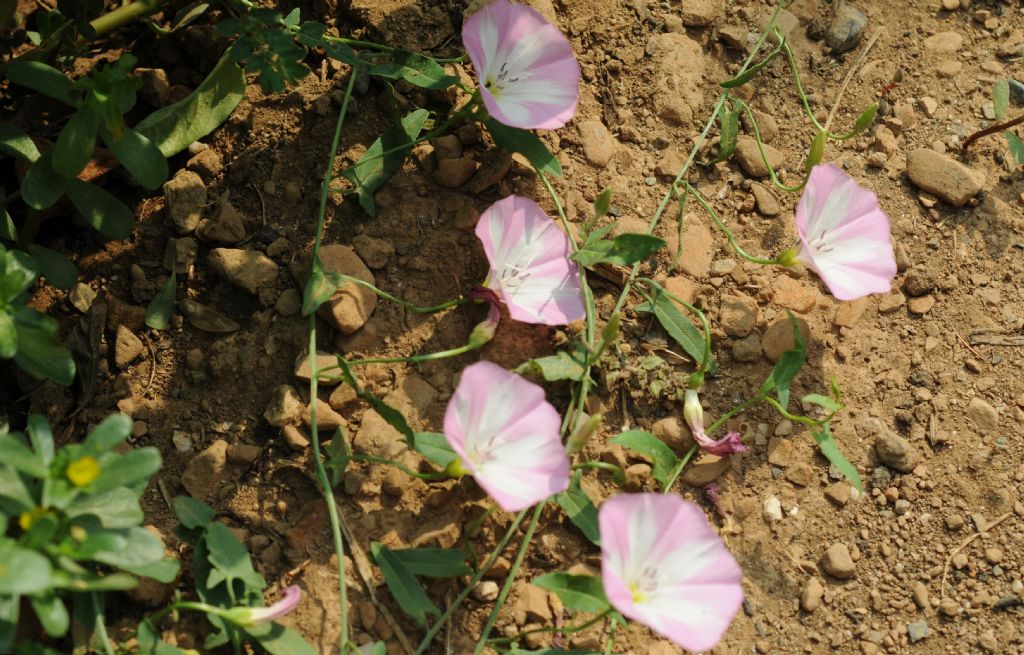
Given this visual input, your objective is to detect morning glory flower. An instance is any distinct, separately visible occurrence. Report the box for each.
[683,389,748,456]
[791,164,897,301]
[600,494,744,652]
[443,361,569,511]
[476,195,586,325]
[222,586,301,626]
[462,0,581,129]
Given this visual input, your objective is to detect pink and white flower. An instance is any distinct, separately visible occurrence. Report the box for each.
[683,389,748,457]
[599,494,744,652]
[462,0,581,129]
[443,361,569,511]
[793,164,897,301]
[476,195,586,325]
[223,586,301,626]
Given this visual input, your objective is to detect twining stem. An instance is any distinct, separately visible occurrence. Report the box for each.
[414,510,530,655]
[684,182,784,265]
[823,28,882,135]
[663,444,699,492]
[962,113,1024,153]
[473,503,545,655]
[90,0,168,37]
[487,609,613,644]
[341,274,468,313]
[351,454,450,480]
[91,593,118,655]
[603,617,619,655]
[308,68,360,654]
[733,100,805,193]
[706,395,764,436]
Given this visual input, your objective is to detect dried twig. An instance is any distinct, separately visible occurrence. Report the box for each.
[941,511,1014,600]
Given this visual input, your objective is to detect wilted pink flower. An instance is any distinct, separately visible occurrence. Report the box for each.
[476,195,585,325]
[443,361,569,511]
[683,389,748,456]
[223,586,300,626]
[599,494,744,652]
[462,0,581,129]
[793,164,896,301]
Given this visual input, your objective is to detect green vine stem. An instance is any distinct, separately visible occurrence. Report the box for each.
[91,593,118,655]
[487,609,613,645]
[473,503,545,655]
[683,182,786,265]
[603,616,619,655]
[662,443,699,492]
[89,0,168,37]
[338,274,468,313]
[733,100,806,193]
[308,68,360,654]
[414,509,530,654]
[350,454,450,481]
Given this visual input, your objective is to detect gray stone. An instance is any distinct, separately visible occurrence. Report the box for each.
[163,169,207,235]
[1009,80,1024,107]
[874,431,921,472]
[826,1,867,55]
[907,621,929,643]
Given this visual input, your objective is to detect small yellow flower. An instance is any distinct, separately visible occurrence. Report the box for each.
[19,506,47,530]
[66,456,100,487]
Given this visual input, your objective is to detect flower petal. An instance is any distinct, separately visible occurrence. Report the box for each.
[599,494,743,652]
[462,0,580,129]
[795,164,896,300]
[443,361,569,511]
[476,195,585,325]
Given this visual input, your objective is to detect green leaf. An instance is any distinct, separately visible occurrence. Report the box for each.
[92,526,166,568]
[12,307,75,385]
[515,345,588,382]
[136,51,246,158]
[121,557,180,583]
[1005,130,1024,165]
[100,127,168,189]
[204,522,266,592]
[635,280,715,374]
[169,2,211,31]
[573,233,665,267]
[66,179,135,239]
[368,51,459,90]
[0,434,47,478]
[0,594,17,653]
[994,79,1009,121]
[7,61,76,105]
[0,465,35,511]
[370,542,438,626]
[719,106,739,160]
[0,311,15,359]
[340,108,429,216]
[0,122,41,161]
[532,573,609,613]
[52,103,98,178]
[301,265,336,316]
[323,426,351,486]
[66,487,143,528]
[295,22,359,66]
[83,413,133,452]
[21,150,70,210]
[138,619,191,655]
[172,495,214,529]
[804,130,826,172]
[484,118,562,177]
[0,541,52,594]
[760,313,806,408]
[554,472,600,545]
[387,548,470,578]
[26,414,55,466]
[90,447,162,493]
[145,271,176,330]
[812,423,861,491]
[337,359,415,447]
[593,188,612,219]
[412,432,456,468]
[49,570,138,592]
[1,248,37,301]
[720,42,783,88]
[848,103,878,137]
[507,649,600,655]
[243,623,320,655]
[609,430,680,491]
[801,393,842,413]
[29,593,69,638]
[26,245,78,291]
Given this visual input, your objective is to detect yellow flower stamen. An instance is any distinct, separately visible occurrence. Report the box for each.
[444,457,470,479]
[629,581,646,605]
[66,456,100,487]
[19,506,47,531]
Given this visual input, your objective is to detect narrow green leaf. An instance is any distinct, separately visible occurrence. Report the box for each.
[760,313,806,408]
[532,573,609,613]
[801,393,842,413]
[169,2,211,31]
[324,426,351,486]
[340,109,429,216]
[812,423,861,491]
[994,79,1010,121]
[121,557,180,583]
[716,107,739,162]
[573,233,665,267]
[337,359,415,447]
[26,245,78,291]
[635,280,715,374]
[412,432,457,467]
[0,122,41,161]
[26,414,55,465]
[136,52,246,158]
[554,472,600,545]
[301,265,336,316]
[387,548,470,578]
[593,188,612,219]
[609,430,679,491]
[370,542,438,626]
[804,130,826,172]
[66,179,135,239]
[244,623,320,655]
[848,103,878,137]
[12,307,75,385]
[52,104,98,178]
[1005,130,1024,164]
[172,495,214,529]
[29,593,69,638]
[0,434,47,478]
[368,51,460,90]
[515,346,588,382]
[484,118,562,177]
[7,61,76,105]
[100,127,168,189]
[0,312,14,359]
[146,272,176,330]
[83,413,133,452]
[21,150,70,210]
[720,42,783,88]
